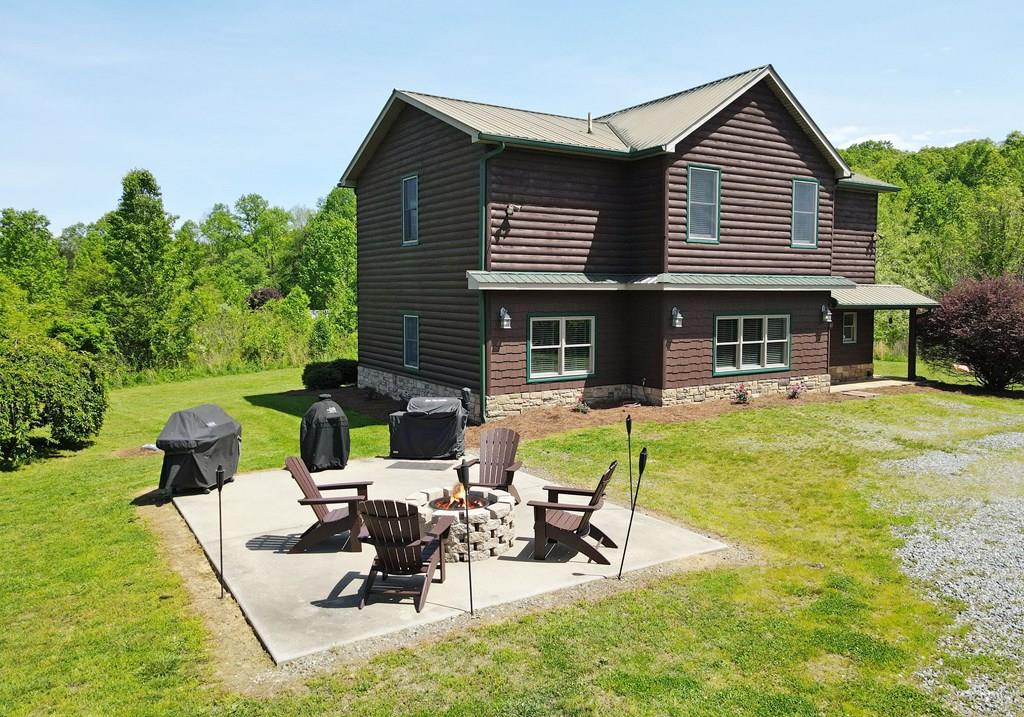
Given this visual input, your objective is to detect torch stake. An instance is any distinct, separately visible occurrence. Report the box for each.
[456,461,475,616]
[626,415,634,508]
[617,447,647,580]
[216,465,225,599]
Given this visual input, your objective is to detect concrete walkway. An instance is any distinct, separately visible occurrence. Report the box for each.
[173,458,725,663]
[830,377,915,393]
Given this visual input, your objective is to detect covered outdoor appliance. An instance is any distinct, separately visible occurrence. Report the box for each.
[156,404,242,494]
[388,390,470,459]
[300,393,350,471]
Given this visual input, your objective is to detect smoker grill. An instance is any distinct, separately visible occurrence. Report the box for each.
[156,404,242,494]
[300,394,350,472]
[388,390,470,459]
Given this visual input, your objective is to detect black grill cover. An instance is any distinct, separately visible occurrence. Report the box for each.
[300,394,350,472]
[156,404,242,494]
[388,396,467,459]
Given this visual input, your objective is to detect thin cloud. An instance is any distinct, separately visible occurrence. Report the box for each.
[828,126,977,151]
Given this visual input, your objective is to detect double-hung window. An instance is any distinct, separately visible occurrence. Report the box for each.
[791,179,818,247]
[842,312,857,344]
[529,316,594,380]
[687,165,720,243]
[402,175,418,245]
[714,315,790,374]
[403,314,419,369]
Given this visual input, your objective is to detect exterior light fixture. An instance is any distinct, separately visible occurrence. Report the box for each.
[670,306,684,328]
[821,304,833,324]
[499,306,511,330]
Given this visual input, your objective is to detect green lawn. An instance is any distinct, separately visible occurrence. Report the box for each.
[873,359,976,385]
[3,369,1022,715]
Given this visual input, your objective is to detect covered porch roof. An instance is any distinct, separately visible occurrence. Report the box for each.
[830,284,939,310]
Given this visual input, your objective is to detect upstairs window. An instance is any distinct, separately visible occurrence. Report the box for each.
[403,314,419,369]
[529,316,594,380]
[687,165,720,243]
[402,175,418,245]
[714,315,790,374]
[791,179,818,247]
[842,312,857,343]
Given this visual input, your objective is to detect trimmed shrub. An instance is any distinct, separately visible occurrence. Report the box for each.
[0,336,108,468]
[302,359,358,390]
[919,276,1024,390]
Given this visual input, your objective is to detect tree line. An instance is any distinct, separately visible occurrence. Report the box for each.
[842,132,1024,349]
[1,169,357,383]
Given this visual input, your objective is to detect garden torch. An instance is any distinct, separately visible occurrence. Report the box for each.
[216,464,225,599]
[625,415,634,508]
[455,460,475,616]
[617,447,648,580]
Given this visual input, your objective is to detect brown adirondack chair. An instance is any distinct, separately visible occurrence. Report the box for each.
[357,500,453,613]
[462,427,522,502]
[285,456,372,554]
[529,460,618,565]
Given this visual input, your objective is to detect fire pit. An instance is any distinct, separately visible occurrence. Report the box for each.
[406,484,516,562]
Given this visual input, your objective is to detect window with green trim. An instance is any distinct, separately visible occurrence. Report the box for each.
[403,314,419,369]
[529,316,594,379]
[402,175,418,245]
[842,312,857,343]
[715,315,789,373]
[687,165,720,242]
[791,179,818,247]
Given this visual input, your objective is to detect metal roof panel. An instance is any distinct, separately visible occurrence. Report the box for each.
[831,284,938,308]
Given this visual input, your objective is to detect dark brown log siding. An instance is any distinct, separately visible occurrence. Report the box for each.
[832,190,877,283]
[357,105,483,389]
[486,150,664,273]
[666,80,836,274]
[663,291,830,388]
[829,309,874,366]
[484,292,647,394]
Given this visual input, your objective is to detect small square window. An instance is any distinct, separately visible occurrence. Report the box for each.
[842,312,857,344]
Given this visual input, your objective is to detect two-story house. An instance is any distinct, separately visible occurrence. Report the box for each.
[340,65,937,421]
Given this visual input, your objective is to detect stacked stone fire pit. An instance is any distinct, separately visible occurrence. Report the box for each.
[406,485,516,562]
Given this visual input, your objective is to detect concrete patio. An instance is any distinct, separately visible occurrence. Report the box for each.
[174,457,726,663]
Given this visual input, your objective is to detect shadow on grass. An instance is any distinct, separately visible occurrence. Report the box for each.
[923,379,1024,400]
[243,385,401,425]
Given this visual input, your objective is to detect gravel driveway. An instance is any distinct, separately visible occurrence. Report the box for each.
[882,428,1024,715]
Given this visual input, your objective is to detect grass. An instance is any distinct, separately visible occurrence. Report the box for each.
[873,359,976,385]
[3,369,1023,715]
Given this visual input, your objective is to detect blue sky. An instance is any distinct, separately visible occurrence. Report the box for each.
[1,1,1021,231]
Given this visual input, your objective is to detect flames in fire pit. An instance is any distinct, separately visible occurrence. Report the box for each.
[430,481,487,510]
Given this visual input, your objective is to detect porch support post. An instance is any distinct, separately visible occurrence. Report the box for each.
[907,308,918,381]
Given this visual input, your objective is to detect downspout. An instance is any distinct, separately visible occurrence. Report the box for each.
[477,142,506,423]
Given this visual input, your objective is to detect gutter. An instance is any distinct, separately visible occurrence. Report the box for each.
[477,142,506,422]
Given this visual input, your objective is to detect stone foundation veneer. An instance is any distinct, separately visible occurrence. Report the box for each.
[485,374,831,417]
[357,365,481,421]
[829,363,874,383]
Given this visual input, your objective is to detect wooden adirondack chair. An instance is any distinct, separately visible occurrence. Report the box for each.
[462,427,522,503]
[528,460,618,565]
[357,500,453,613]
[285,456,372,554]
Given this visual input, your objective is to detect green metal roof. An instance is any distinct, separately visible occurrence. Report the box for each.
[831,284,938,309]
[837,173,901,193]
[342,65,852,186]
[467,271,854,291]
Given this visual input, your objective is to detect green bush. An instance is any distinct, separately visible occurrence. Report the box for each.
[0,336,108,468]
[301,359,358,390]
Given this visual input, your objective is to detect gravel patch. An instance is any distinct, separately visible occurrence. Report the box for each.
[882,432,1024,479]
[896,497,1024,716]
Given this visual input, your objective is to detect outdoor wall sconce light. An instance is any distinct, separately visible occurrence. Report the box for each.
[670,306,685,328]
[821,304,833,324]
[499,306,512,330]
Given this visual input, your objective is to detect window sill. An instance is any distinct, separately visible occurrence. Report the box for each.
[526,372,594,384]
[686,237,720,244]
[712,365,790,378]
